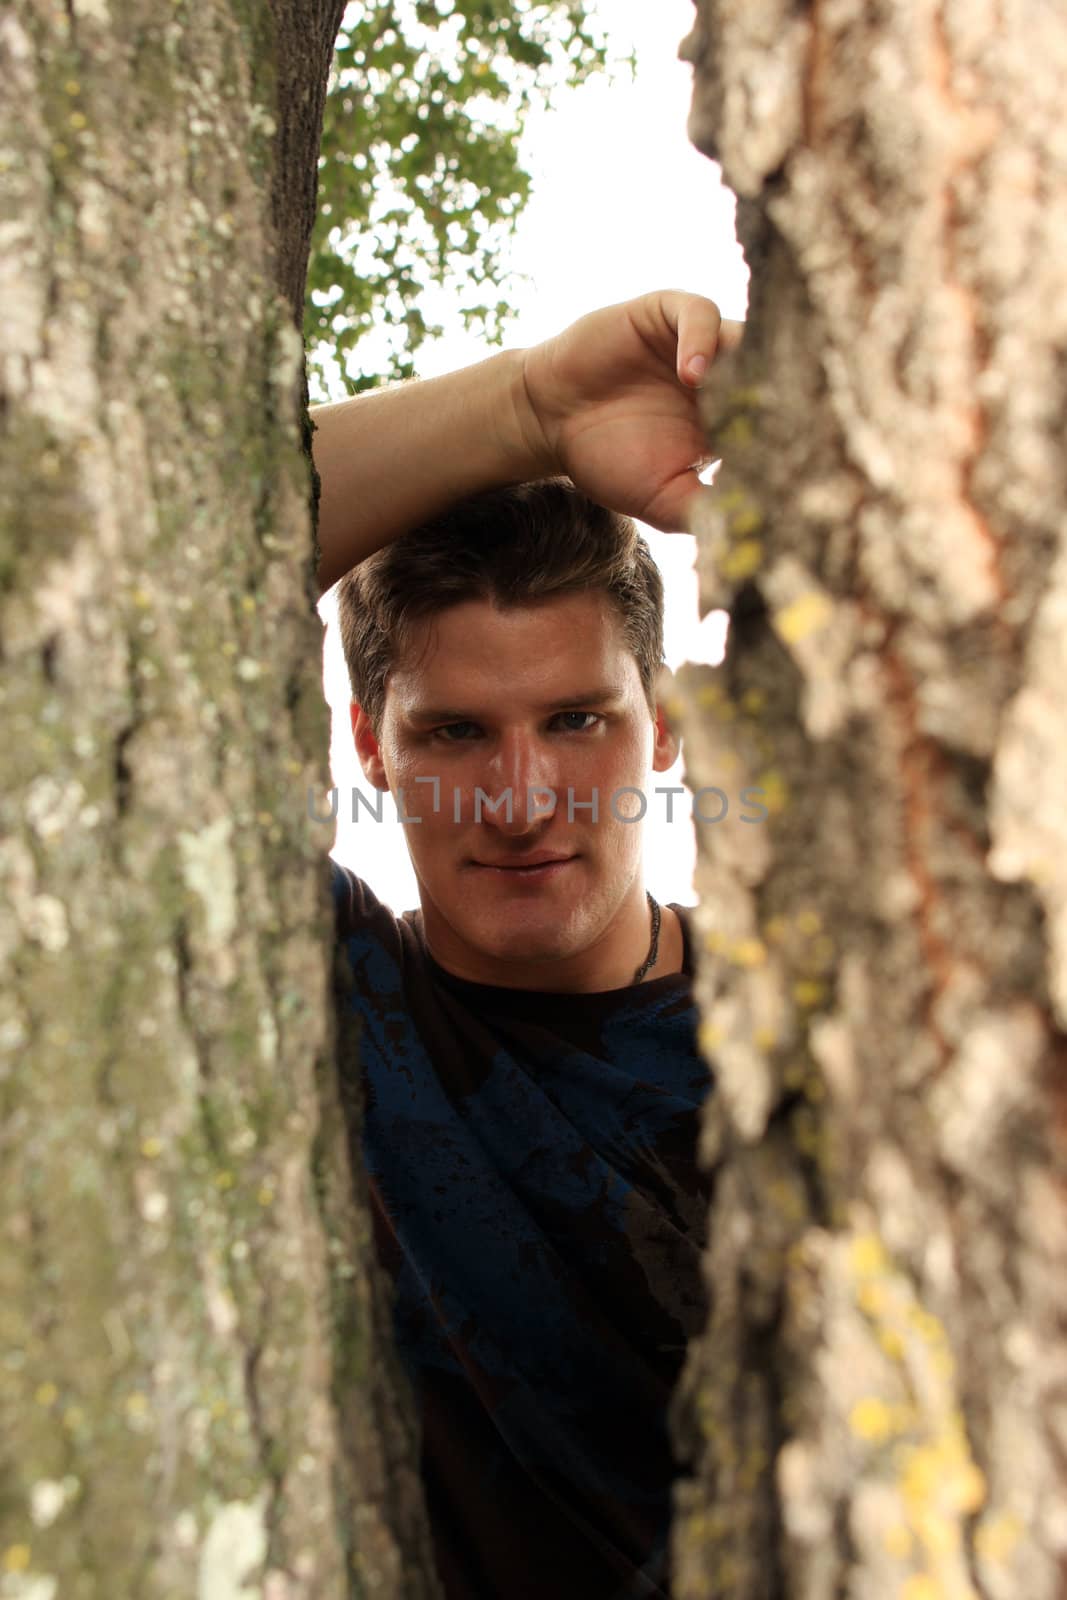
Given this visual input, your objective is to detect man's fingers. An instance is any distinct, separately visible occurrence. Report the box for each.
[717,319,746,355]
[661,291,720,386]
[677,301,745,387]
[642,468,710,535]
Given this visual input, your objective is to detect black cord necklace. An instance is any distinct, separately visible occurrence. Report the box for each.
[631,891,661,984]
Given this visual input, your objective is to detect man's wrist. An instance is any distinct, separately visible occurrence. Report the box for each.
[492,346,559,484]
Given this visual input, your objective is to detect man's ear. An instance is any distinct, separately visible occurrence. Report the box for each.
[651,665,681,772]
[350,703,391,791]
[651,699,681,772]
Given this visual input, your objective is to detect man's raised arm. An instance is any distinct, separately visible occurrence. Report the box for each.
[310,290,741,594]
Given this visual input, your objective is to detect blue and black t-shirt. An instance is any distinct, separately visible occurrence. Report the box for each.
[332,863,715,1599]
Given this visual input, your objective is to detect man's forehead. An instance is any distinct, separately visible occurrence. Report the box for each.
[386,592,640,714]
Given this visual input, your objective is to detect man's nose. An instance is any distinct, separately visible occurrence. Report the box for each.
[480,731,559,833]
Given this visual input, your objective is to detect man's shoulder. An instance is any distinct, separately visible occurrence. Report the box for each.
[331,859,384,930]
[331,861,424,979]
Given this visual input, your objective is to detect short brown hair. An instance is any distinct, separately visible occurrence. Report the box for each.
[335,480,665,735]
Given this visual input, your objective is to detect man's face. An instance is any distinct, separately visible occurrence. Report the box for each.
[350,590,678,983]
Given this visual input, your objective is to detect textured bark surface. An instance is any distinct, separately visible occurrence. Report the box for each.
[0,3,439,1595]
[265,0,347,324]
[671,2,1067,1597]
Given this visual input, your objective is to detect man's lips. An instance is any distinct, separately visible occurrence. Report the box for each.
[469,852,577,877]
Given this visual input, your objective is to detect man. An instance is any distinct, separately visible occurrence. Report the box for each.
[311,291,739,1598]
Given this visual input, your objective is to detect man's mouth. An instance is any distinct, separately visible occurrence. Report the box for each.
[470,852,577,880]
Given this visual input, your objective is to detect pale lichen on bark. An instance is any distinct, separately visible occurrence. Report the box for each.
[1,2,438,1595]
[672,1,1067,1596]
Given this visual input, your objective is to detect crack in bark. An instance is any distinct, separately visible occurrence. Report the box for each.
[881,622,956,1075]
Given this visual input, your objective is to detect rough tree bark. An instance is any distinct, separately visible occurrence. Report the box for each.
[670,2,1067,1597]
[0,3,440,1595]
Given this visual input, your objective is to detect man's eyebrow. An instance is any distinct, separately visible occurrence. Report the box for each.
[538,685,626,709]
[404,706,474,725]
[404,686,626,724]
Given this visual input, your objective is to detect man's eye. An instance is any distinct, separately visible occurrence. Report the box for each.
[554,712,602,732]
[433,721,481,742]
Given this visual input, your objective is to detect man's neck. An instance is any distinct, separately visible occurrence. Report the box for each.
[420,893,686,993]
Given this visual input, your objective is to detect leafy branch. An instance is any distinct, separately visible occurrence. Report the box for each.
[307,0,616,398]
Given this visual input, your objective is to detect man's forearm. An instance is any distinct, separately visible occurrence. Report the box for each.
[311,348,548,593]
[311,291,732,592]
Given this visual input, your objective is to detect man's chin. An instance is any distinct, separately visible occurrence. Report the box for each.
[459,900,585,967]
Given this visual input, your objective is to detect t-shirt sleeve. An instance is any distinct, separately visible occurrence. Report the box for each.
[330,860,403,955]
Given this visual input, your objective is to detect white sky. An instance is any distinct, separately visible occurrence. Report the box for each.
[319,0,749,911]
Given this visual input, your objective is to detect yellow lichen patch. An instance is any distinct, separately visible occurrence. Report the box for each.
[974,1511,1024,1564]
[792,979,826,1009]
[719,415,755,449]
[2,1546,31,1573]
[857,1280,889,1317]
[773,591,833,646]
[732,937,767,968]
[257,1184,275,1206]
[754,1026,778,1052]
[755,770,789,815]
[698,1021,724,1053]
[741,688,766,715]
[849,1396,896,1443]
[727,501,763,538]
[912,1504,962,1559]
[878,1327,905,1361]
[140,1135,163,1158]
[696,682,723,709]
[34,1383,58,1408]
[901,1576,942,1600]
[906,1306,948,1346]
[763,916,788,944]
[720,539,764,581]
[953,1461,987,1515]
[850,1234,890,1278]
[214,1170,235,1190]
[717,489,748,516]
[125,1392,149,1419]
[784,1238,810,1272]
[796,909,822,936]
[883,1523,913,1560]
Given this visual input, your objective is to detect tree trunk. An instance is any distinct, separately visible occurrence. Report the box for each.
[0,3,439,1594]
[670,2,1067,1597]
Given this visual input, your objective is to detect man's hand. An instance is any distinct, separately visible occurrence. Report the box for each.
[312,289,742,591]
[518,291,743,532]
